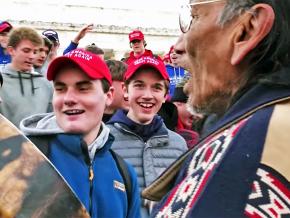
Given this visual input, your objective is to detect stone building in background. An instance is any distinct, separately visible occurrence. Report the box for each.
[1,0,180,60]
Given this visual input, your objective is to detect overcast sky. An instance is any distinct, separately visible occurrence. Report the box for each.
[96,0,182,10]
[0,0,182,11]
[1,0,183,29]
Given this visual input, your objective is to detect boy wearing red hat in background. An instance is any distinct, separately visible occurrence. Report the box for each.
[107,56,187,217]
[123,30,162,65]
[20,49,141,218]
[0,21,13,71]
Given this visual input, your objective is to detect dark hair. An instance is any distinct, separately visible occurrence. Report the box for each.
[100,78,111,93]
[222,0,290,79]
[219,0,290,106]
[42,36,53,52]
[105,59,127,81]
[85,43,104,55]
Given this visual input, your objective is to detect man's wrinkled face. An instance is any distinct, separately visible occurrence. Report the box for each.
[183,1,240,115]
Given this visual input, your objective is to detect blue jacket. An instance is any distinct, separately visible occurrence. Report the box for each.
[165,64,186,97]
[0,46,11,70]
[49,133,141,218]
[63,41,78,55]
[145,67,290,217]
[20,113,141,218]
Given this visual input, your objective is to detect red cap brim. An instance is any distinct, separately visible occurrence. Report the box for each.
[47,56,112,85]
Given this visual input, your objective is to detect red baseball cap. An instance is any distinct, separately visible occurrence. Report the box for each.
[129,30,144,42]
[47,49,112,85]
[163,45,174,63]
[0,21,12,33]
[124,56,169,81]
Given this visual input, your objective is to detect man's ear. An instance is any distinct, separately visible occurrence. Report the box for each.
[122,83,129,101]
[105,86,114,107]
[231,4,275,65]
[6,46,14,56]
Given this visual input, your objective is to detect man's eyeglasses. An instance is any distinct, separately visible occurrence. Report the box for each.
[179,0,225,33]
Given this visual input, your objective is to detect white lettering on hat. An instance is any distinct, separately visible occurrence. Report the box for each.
[134,56,159,66]
[65,50,93,61]
[130,33,141,37]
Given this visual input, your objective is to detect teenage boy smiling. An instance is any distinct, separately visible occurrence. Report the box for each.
[20,49,141,218]
[107,56,187,217]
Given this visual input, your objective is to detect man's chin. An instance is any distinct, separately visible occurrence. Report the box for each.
[186,94,229,116]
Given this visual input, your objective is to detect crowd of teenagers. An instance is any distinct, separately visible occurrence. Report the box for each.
[1,0,290,217]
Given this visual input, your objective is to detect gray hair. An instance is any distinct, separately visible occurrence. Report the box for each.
[217,0,290,77]
[218,0,255,26]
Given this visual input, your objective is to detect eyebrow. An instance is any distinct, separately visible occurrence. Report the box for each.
[132,79,144,83]
[132,79,165,87]
[53,80,93,86]
[76,80,93,86]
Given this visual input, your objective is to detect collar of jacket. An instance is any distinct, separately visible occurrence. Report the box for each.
[141,82,290,201]
[113,122,169,147]
[129,49,154,59]
[54,133,115,158]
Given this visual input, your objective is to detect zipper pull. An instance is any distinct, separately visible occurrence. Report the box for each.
[89,165,94,181]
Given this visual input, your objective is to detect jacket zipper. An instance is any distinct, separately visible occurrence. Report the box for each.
[88,163,94,216]
[81,139,94,217]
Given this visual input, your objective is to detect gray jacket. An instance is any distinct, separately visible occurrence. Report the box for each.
[0,64,53,127]
[107,122,188,191]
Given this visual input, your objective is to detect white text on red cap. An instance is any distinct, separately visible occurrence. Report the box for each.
[130,33,141,37]
[134,57,160,66]
[65,50,93,61]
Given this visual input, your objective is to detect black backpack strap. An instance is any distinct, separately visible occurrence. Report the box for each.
[109,149,132,210]
[28,135,55,157]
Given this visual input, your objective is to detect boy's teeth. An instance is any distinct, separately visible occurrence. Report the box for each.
[65,109,83,114]
[140,103,153,108]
